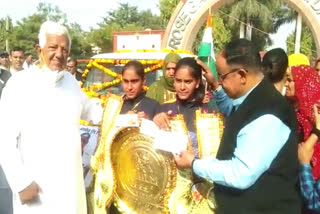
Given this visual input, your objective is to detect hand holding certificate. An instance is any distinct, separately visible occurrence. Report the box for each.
[140,119,188,154]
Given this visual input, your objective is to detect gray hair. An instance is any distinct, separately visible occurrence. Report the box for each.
[38,21,71,52]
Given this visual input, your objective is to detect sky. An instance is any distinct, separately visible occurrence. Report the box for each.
[0,0,295,51]
[0,0,160,31]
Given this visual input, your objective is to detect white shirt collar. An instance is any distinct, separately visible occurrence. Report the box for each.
[10,67,23,75]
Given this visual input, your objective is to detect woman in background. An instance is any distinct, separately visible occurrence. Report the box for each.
[261,48,288,95]
[285,63,320,213]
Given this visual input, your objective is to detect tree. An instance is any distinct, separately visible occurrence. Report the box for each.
[0,3,92,58]
[103,3,140,28]
[87,23,121,53]
[0,17,13,51]
[2,2,67,56]
[36,2,67,23]
[192,15,231,54]
[286,23,317,59]
[10,14,46,55]
[68,23,93,58]
[87,3,163,52]
[138,9,164,30]
[219,0,299,50]
[227,0,280,40]
[158,0,180,26]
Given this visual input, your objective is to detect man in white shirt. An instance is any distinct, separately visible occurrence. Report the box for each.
[0,21,102,214]
[22,53,33,70]
[9,47,24,75]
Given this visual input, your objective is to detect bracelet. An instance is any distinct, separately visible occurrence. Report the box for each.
[311,128,320,139]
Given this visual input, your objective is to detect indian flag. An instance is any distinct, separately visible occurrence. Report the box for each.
[198,15,217,79]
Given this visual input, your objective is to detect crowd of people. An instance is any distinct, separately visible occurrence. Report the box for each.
[0,20,320,214]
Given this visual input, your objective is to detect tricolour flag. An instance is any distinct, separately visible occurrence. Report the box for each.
[198,15,217,79]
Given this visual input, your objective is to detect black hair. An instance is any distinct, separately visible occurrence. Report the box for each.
[175,57,205,103]
[224,39,261,71]
[122,60,145,79]
[67,58,78,66]
[81,132,90,139]
[0,51,9,57]
[262,48,288,83]
[10,47,24,55]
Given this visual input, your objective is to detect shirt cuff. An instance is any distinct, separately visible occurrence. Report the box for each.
[192,158,217,181]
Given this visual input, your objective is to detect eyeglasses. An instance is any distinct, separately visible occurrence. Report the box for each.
[218,68,240,81]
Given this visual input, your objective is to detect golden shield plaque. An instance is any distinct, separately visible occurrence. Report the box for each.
[90,107,221,214]
[111,127,177,214]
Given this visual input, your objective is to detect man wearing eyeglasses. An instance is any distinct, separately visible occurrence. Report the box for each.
[174,39,301,214]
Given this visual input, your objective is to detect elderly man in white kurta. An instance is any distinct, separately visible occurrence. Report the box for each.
[0,21,102,214]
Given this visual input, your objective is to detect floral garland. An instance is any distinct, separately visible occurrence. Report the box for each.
[116,48,193,55]
[80,120,93,126]
[81,58,163,98]
[81,49,194,99]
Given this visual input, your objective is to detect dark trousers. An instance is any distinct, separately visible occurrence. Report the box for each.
[0,166,13,214]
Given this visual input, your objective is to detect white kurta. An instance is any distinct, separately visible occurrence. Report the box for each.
[0,67,101,214]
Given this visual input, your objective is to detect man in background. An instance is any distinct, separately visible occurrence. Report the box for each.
[0,51,9,71]
[23,53,33,70]
[67,58,82,81]
[9,47,24,75]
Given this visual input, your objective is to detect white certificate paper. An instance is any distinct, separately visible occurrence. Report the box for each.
[140,119,188,154]
[114,114,139,127]
[153,130,188,154]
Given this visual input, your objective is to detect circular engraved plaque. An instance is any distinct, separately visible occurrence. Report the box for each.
[111,127,177,214]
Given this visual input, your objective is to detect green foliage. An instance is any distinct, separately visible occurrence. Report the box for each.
[220,0,298,50]
[87,3,163,52]
[286,24,317,59]
[158,0,231,53]
[87,23,121,53]
[0,17,13,51]
[0,2,66,56]
[0,3,92,58]
[1,0,317,60]
[68,23,93,58]
[158,0,180,26]
[192,15,231,54]
[10,14,46,55]
[228,0,274,28]
[103,3,140,28]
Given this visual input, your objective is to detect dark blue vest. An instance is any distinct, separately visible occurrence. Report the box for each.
[214,78,301,214]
